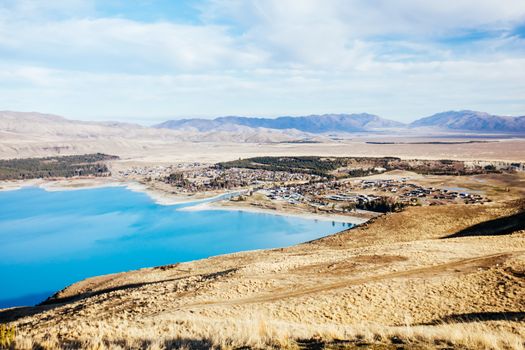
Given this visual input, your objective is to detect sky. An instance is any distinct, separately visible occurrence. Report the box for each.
[0,0,524,124]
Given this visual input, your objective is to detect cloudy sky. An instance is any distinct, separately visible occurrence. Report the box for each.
[0,0,524,124]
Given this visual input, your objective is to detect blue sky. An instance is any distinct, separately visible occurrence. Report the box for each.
[0,0,524,124]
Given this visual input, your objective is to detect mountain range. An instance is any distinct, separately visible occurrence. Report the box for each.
[410,110,525,132]
[155,110,525,134]
[1,109,523,159]
[0,111,316,159]
[154,113,404,133]
[0,111,312,143]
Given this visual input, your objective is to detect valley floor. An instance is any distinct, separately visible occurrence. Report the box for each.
[3,137,525,164]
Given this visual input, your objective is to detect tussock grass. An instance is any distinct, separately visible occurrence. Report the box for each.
[10,316,525,349]
[0,324,15,348]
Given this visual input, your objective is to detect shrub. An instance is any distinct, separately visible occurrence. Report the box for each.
[358,197,407,213]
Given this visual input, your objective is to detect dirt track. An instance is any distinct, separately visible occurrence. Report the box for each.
[176,252,518,310]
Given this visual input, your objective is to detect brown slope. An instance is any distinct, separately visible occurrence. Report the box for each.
[1,199,524,349]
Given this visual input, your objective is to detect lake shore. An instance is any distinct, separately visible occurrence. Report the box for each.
[0,177,228,205]
[181,201,374,224]
[4,194,524,350]
[1,182,351,310]
[0,177,374,224]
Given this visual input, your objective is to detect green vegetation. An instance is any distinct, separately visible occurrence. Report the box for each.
[0,153,118,180]
[217,156,349,177]
[340,197,407,213]
[164,172,187,186]
[357,197,408,213]
[217,156,501,178]
[0,324,15,349]
[346,167,383,177]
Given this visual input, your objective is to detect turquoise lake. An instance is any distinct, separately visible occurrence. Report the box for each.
[0,186,352,308]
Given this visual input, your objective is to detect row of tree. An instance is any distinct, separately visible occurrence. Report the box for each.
[0,153,118,180]
[217,156,504,178]
[340,197,408,213]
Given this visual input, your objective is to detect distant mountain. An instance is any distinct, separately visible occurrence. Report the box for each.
[410,110,525,133]
[155,111,525,134]
[154,113,405,133]
[0,111,320,158]
[3,109,524,160]
[0,111,172,139]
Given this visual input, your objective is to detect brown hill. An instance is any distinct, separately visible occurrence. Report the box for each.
[0,111,317,159]
[2,193,524,349]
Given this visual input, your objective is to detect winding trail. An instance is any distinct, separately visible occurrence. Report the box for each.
[176,251,519,310]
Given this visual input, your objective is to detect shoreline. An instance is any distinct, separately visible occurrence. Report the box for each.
[0,178,230,205]
[0,177,374,224]
[180,201,373,224]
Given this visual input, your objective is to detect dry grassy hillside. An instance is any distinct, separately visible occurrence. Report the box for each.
[1,195,524,349]
[0,111,316,159]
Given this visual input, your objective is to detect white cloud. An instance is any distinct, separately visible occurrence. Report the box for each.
[0,0,94,20]
[0,17,266,72]
[1,57,523,122]
[198,0,525,69]
[0,0,523,121]
[204,0,525,36]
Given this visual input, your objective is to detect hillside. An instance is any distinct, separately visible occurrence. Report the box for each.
[1,192,524,349]
[155,113,405,133]
[410,110,525,133]
[3,110,525,161]
[0,111,315,158]
[155,110,525,134]
[0,111,313,142]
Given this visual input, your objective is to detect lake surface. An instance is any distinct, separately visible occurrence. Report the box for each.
[0,186,352,308]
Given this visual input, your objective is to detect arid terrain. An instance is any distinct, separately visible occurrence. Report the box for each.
[2,111,525,163]
[1,170,524,349]
[2,0,525,346]
[1,112,525,349]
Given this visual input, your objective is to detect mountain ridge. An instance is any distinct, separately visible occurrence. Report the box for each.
[156,110,525,134]
[3,110,525,138]
[409,110,525,133]
[155,113,405,133]
[0,111,317,158]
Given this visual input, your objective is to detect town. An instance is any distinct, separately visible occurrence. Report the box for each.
[115,157,493,215]
[117,164,323,193]
[234,177,487,214]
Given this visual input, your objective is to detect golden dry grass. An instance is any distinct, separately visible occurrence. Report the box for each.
[9,316,525,350]
[1,180,525,349]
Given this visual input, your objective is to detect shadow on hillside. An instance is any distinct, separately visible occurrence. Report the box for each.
[0,268,238,323]
[0,278,179,323]
[422,311,525,325]
[57,337,217,350]
[443,211,525,239]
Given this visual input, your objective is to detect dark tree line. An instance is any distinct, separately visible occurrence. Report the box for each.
[356,197,408,213]
[216,156,348,177]
[216,156,502,178]
[0,153,118,180]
